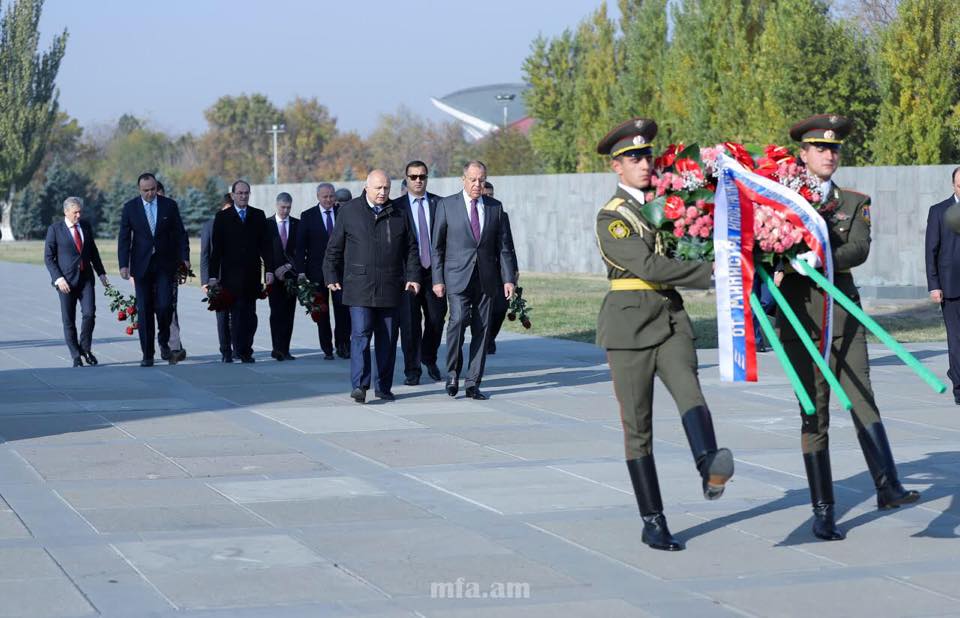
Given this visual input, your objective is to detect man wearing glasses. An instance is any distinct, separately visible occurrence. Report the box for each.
[398,161,446,385]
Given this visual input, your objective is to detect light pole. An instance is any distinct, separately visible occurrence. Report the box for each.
[268,123,286,184]
[495,93,516,129]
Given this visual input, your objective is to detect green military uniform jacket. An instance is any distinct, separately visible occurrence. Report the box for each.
[777,185,871,341]
[595,187,713,350]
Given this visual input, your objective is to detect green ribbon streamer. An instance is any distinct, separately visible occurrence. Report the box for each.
[757,267,853,411]
[795,260,947,394]
[750,293,815,415]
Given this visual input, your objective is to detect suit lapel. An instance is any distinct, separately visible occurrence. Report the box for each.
[457,194,477,245]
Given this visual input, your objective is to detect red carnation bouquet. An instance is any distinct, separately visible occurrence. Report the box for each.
[103,285,138,335]
[202,284,236,311]
[647,141,828,265]
[285,277,329,323]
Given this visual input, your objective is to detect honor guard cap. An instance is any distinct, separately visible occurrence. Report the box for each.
[789,114,851,145]
[597,117,658,158]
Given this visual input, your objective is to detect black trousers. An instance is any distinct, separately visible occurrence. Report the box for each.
[943,297,960,402]
[488,292,508,348]
[268,284,297,354]
[166,284,182,353]
[215,310,232,356]
[399,267,447,377]
[315,286,350,355]
[229,296,258,358]
[134,261,174,359]
[56,274,96,360]
[445,268,492,388]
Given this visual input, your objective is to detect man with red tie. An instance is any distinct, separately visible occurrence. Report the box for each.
[44,197,109,367]
[268,192,300,361]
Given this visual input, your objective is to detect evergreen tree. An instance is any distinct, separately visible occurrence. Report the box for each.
[661,0,771,145]
[522,31,580,173]
[0,0,67,239]
[10,158,95,238]
[870,0,960,164]
[98,175,129,239]
[750,0,879,163]
[615,0,668,132]
[572,5,622,172]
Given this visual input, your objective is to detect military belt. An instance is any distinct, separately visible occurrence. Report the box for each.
[609,278,673,291]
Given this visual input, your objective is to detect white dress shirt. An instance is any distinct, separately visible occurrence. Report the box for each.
[319,205,336,229]
[65,220,84,244]
[462,191,485,234]
[618,183,647,205]
[820,179,833,202]
[408,193,431,242]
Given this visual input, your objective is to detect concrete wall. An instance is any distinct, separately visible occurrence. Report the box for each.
[252,164,958,299]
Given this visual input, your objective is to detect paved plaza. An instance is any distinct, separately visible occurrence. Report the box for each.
[1,260,959,617]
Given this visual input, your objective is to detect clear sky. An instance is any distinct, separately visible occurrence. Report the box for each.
[38,0,614,137]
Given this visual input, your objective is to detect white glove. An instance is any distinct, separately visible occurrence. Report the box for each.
[795,250,822,270]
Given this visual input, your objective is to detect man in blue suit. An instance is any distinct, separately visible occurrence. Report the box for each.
[295,183,350,360]
[117,173,190,367]
[925,166,960,404]
[44,197,109,367]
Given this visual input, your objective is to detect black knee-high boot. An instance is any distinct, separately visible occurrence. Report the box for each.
[626,456,683,551]
[803,450,845,541]
[854,420,920,510]
[681,406,735,500]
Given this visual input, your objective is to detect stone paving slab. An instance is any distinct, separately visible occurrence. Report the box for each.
[2,260,960,616]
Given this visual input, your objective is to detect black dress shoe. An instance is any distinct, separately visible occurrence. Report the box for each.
[425,363,442,382]
[72,357,83,367]
[324,353,335,360]
[271,351,284,361]
[140,358,154,367]
[240,355,255,364]
[487,341,497,355]
[404,374,420,386]
[375,390,396,401]
[445,378,458,397]
[160,348,171,361]
[465,386,488,400]
[221,354,233,363]
[351,388,367,403]
[337,345,350,359]
[82,352,98,366]
[283,353,296,361]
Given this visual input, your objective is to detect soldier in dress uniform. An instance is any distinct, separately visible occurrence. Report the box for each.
[777,114,920,541]
[595,118,734,552]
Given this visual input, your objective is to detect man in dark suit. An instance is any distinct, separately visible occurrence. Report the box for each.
[44,197,110,367]
[268,192,299,361]
[397,160,446,385]
[201,193,234,362]
[207,180,274,363]
[323,169,421,403]
[481,181,520,355]
[925,166,960,404]
[155,181,186,364]
[431,160,518,400]
[295,183,350,360]
[118,172,190,367]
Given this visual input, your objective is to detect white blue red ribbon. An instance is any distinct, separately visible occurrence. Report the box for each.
[713,154,833,382]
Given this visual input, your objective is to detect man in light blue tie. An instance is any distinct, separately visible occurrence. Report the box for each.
[398,160,447,385]
[118,173,190,367]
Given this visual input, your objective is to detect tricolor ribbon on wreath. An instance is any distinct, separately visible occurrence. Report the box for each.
[713,153,834,383]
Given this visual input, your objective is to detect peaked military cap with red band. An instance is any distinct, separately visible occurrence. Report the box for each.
[789,114,852,145]
[597,117,658,157]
